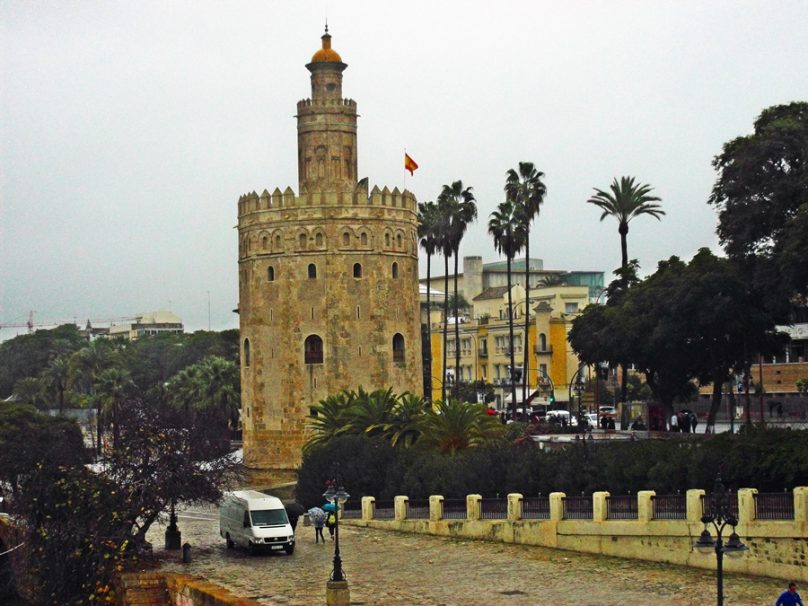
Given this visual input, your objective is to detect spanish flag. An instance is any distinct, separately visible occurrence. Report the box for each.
[404,153,419,176]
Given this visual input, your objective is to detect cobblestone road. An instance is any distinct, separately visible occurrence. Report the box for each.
[147,506,785,606]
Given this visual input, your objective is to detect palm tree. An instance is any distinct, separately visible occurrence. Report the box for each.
[13,376,47,409]
[305,391,354,453]
[417,399,504,455]
[436,194,454,402]
[587,176,664,270]
[418,200,440,401]
[68,339,113,455]
[43,354,71,414]
[439,180,477,395]
[505,162,547,404]
[389,392,427,448]
[346,387,397,438]
[588,176,664,405]
[95,367,133,451]
[488,200,527,419]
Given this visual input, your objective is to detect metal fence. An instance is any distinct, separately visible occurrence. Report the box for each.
[606,495,638,520]
[442,498,467,520]
[563,496,593,520]
[522,496,551,519]
[701,493,738,518]
[374,500,395,520]
[755,492,794,520]
[341,501,362,519]
[652,494,687,520]
[407,499,430,519]
[480,498,508,520]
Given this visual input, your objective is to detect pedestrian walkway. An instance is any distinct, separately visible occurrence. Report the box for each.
[147,506,783,605]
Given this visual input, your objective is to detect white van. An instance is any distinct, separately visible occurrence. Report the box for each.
[219,490,295,555]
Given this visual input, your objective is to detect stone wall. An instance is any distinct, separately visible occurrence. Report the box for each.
[116,572,263,606]
[345,488,808,582]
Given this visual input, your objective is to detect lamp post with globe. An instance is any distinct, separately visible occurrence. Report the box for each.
[323,481,351,605]
[693,474,748,605]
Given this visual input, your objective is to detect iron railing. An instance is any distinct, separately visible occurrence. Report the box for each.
[373,500,395,520]
[702,493,738,518]
[563,496,593,520]
[522,496,550,519]
[754,492,794,520]
[606,495,638,520]
[407,499,430,520]
[442,498,467,520]
[341,501,362,519]
[651,494,687,520]
[480,498,508,520]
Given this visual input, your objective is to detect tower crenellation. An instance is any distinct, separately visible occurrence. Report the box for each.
[237,29,422,486]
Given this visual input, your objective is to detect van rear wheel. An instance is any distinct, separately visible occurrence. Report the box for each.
[225,534,234,549]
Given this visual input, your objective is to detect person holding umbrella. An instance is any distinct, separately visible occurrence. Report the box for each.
[323,502,337,541]
[283,501,306,532]
[308,506,326,543]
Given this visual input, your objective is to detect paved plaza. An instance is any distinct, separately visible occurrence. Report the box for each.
[146,506,786,605]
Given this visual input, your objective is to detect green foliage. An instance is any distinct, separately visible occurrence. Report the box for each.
[0,324,86,398]
[297,428,808,503]
[796,377,808,395]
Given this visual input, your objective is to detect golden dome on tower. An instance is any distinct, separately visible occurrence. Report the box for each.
[311,27,343,63]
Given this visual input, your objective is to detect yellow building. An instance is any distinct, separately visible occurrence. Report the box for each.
[237,30,422,485]
[428,284,590,409]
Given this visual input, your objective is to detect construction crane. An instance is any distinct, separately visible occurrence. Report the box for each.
[0,311,136,335]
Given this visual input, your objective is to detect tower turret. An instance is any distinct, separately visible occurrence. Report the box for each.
[297,28,358,194]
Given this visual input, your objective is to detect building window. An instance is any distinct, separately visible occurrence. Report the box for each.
[360,232,368,246]
[243,338,251,367]
[392,262,399,278]
[539,333,547,351]
[385,232,391,247]
[275,234,282,249]
[299,233,307,249]
[342,232,350,246]
[353,263,362,278]
[262,236,268,249]
[396,233,402,248]
[304,335,323,364]
[565,302,579,314]
[393,333,405,363]
[315,232,324,247]
[268,266,275,281]
[308,263,317,279]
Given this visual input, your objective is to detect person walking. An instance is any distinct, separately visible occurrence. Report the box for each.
[670,412,679,432]
[775,581,803,606]
[307,507,326,543]
[326,510,336,541]
[690,413,698,433]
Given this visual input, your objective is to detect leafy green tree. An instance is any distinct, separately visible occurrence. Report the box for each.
[439,181,477,395]
[505,162,547,404]
[417,399,504,456]
[389,393,427,448]
[797,377,808,395]
[68,339,116,454]
[12,376,48,410]
[94,367,134,451]
[708,102,808,303]
[488,199,527,417]
[0,324,85,398]
[418,200,441,400]
[305,391,354,453]
[452,379,496,405]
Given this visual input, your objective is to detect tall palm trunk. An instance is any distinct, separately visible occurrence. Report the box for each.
[619,223,629,407]
[506,256,517,419]
[453,248,461,396]
[442,253,450,402]
[425,252,433,402]
[523,238,530,405]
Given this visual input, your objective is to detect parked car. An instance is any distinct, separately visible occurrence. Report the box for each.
[585,412,599,428]
[546,410,578,427]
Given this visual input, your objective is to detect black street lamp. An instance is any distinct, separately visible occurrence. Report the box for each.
[693,474,748,605]
[323,482,350,582]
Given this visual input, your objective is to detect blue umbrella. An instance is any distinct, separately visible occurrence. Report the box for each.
[322,502,336,512]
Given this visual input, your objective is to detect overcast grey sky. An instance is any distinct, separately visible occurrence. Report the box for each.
[2,1,807,340]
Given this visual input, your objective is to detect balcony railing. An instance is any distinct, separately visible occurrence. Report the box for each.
[754,492,794,520]
[651,494,686,520]
[534,345,553,355]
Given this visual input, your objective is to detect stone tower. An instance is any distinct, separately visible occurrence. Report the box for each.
[237,29,423,486]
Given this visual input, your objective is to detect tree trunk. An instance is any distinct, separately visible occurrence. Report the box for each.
[424,253,432,402]
[506,256,517,419]
[706,371,724,430]
[619,222,629,271]
[523,235,530,406]
[453,247,461,397]
[442,253,450,402]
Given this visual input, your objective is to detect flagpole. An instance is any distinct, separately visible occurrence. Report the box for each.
[403,147,407,191]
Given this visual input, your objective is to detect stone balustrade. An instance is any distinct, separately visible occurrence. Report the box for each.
[347,487,808,582]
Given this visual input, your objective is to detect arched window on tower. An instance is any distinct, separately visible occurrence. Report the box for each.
[392,262,399,278]
[275,234,282,250]
[243,338,251,367]
[353,263,362,278]
[305,335,323,364]
[360,232,368,246]
[315,232,324,247]
[385,232,391,247]
[299,233,307,250]
[342,231,350,247]
[308,263,317,279]
[262,236,268,249]
[268,266,275,282]
[539,333,547,352]
[396,233,402,249]
[392,333,405,364]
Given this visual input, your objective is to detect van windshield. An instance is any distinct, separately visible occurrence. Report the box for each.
[250,509,288,526]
